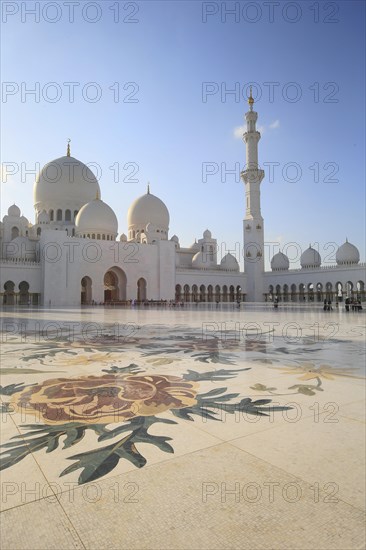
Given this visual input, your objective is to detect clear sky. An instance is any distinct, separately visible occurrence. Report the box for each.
[1,0,365,268]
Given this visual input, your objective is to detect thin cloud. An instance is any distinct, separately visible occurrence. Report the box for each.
[269,119,280,129]
[233,125,245,139]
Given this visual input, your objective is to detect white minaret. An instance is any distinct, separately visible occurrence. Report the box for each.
[241,88,265,302]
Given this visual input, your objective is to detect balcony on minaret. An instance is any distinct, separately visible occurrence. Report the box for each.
[241,167,265,184]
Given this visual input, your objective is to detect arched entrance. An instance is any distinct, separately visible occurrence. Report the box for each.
[215,285,221,302]
[325,282,332,301]
[316,283,323,302]
[346,281,354,299]
[104,267,127,302]
[11,227,19,239]
[356,281,365,301]
[290,284,296,301]
[19,281,30,305]
[200,285,206,302]
[207,285,213,302]
[137,278,147,302]
[184,284,190,302]
[81,276,92,304]
[336,282,343,302]
[3,281,15,305]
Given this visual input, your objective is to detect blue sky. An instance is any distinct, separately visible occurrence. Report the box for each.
[1,0,365,268]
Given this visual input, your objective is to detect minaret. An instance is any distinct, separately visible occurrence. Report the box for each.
[241,88,265,302]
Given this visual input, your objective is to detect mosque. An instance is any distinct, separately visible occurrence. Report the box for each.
[1,92,365,306]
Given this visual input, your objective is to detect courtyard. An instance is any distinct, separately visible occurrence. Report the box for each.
[0,304,365,549]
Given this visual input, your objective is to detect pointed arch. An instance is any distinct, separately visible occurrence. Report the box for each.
[81,276,92,304]
[104,267,127,302]
[138,278,147,302]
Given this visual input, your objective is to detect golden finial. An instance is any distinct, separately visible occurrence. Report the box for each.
[67,138,71,157]
[248,86,254,110]
[147,182,150,194]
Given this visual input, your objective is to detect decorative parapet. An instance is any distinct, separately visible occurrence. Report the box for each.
[264,262,366,275]
[0,258,40,267]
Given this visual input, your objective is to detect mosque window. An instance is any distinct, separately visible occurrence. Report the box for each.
[65,210,71,221]
[92,234,95,239]
[97,234,100,239]
[11,226,19,239]
[57,209,62,221]
[49,210,54,221]
[102,234,105,240]
[37,227,41,236]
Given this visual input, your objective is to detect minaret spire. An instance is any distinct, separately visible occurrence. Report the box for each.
[241,86,265,301]
[67,138,71,157]
[147,182,150,194]
[248,86,254,111]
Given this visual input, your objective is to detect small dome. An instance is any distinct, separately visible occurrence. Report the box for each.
[7,236,37,261]
[170,235,179,243]
[75,198,118,239]
[8,204,21,217]
[220,253,239,271]
[127,190,169,233]
[203,229,212,239]
[119,233,127,242]
[192,251,207,269]
[190,240,200,251]
[271,252,289,271]
[336,239,360,265]
[300,246,321,268]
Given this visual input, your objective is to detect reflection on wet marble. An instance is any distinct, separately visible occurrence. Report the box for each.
[1,305,365,549]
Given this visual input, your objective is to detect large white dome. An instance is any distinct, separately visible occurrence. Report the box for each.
[127,189,170,234]
[336,239,360,265]
[271,252,290,271]
[75,198,118,239]
[300,246,321,268]
[33,155,100,212]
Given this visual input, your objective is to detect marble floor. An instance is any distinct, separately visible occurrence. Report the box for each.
[0,304,365,549]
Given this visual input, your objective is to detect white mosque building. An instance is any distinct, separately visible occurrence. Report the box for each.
[1,94,365,306]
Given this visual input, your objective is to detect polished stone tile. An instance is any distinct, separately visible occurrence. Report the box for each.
[230,413,366,511]
[57,443,366,550]
[1,306,365,549]
[0,498,83,549]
